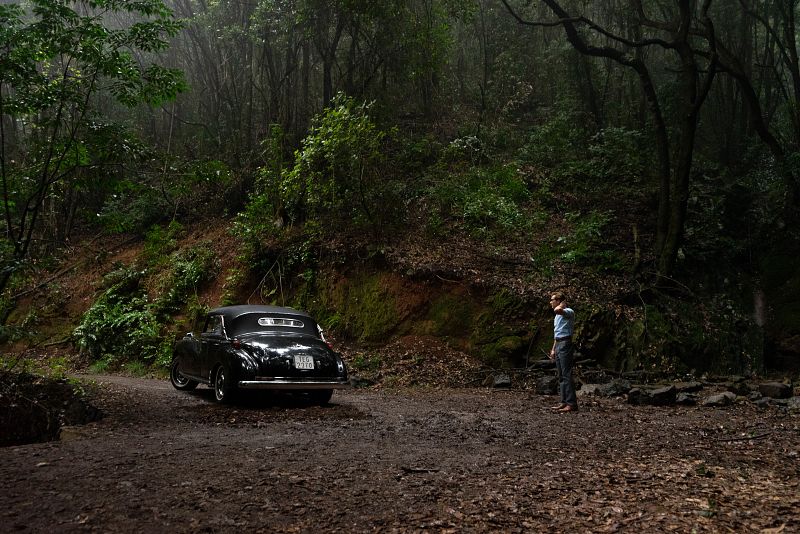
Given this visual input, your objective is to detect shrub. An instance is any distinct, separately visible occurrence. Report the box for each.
[428,164,531,234]
[143,221,183,266]
[74,247,218,370]
[558,210,622,271]
[73,267,165,364]
[280,93,395,227]
[155,245,219,315]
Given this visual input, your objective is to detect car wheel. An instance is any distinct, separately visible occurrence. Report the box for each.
[170,359,198,391]
[213,364,235,403]
[310,389,333,406]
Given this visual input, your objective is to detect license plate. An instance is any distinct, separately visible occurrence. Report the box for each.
[294,355,314,370]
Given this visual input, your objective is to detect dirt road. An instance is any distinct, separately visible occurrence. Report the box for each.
[1,376,798,532]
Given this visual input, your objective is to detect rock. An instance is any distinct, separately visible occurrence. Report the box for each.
[701,392,737,407]
[648,385,677,406]
[578,379,631,398]
[492,373,512,389]
[627,385,676,406]
[601,379,632,397]
[787,397,800,412]
[758,382,792,399]
[622,370,649,381]
[675,393,697,406]
[577,384,603,397]
[748,391,762,402]
[754,398,771,409]
[725,381,751,396]
[674,381,703,393]
[61,398,101,426]
[535,375,558,395]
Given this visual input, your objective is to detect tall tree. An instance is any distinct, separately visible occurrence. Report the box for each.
[0,0,185,298]
[502,0,718,277]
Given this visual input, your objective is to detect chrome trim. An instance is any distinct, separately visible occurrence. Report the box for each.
[238,378,349,390]
[258,317,304,328]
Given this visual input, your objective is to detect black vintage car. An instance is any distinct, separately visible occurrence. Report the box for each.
[170,305,348,404]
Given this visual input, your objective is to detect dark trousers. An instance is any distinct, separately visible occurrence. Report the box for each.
[555,339,577,407]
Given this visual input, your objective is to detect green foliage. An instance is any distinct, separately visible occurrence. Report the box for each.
[587,127,649,183]
[350,352,383,372]
[156,245,219,315]
[0,0,186,292]
[280,93,395,226]
[143,221,184,266]
[519,105,591,172]
[558,211,619,268]
[0,355,36,375]
[442,135,486,164]
[97,185,170,234]
[427,164,530,234]
[74,245,218,369]
[88,355,115,374]
[98,159,234,234]
[73,266,165,364]
[518,104,648,189]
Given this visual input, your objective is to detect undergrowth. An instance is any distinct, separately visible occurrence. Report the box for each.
[73,242,219,371]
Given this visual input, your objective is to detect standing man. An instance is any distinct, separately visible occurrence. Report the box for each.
[549,291,577,413]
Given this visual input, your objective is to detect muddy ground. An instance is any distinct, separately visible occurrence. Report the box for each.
[1,376,798,533]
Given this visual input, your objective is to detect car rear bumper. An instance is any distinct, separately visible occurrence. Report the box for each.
[237,377,349,390]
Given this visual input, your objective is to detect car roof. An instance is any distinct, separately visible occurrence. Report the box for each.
[208,305,313,321]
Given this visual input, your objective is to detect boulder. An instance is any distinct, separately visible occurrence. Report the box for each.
[758,382,792,399]
[535,375,558,395]
[601,379,632,397]
[674,381,704,393]
[725,381,752,396]
[700,392,737,407]
[492,373,512,389]
[648,385,677,406]
[754,398,772,409]
[675,393,697,406]
[787,397,800,412]
[627,385,676,406]
[577,384,603,397]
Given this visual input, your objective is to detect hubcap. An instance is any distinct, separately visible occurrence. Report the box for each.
[215,368,225,400]
[172,365,188,386]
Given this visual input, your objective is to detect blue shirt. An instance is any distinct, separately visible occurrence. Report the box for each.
[553,307,575,338]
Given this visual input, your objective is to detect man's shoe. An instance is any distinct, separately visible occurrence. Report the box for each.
[557,405,578,413]
[550,403,567,410]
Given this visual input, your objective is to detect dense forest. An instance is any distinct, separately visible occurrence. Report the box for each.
[2,0,800,376]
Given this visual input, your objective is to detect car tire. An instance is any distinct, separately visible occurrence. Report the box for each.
[310,389,333,406]
[170,359,198,391]
[213,364,236,403]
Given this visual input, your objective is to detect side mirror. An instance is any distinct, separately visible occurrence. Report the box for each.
[184,332,194,339]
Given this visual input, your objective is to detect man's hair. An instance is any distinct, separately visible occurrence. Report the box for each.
[551,291,565,302]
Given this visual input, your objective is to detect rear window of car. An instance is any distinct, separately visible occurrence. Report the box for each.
[229,313,318,337]
[203,315,225,336]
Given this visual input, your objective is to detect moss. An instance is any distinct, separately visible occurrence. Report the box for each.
[419,293,477,339]
[488,289,525,316]
[312,272,401,343]
[476,335,527,368]
[468,291,532,367]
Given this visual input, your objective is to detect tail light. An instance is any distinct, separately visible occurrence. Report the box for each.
[232,338,241,349]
